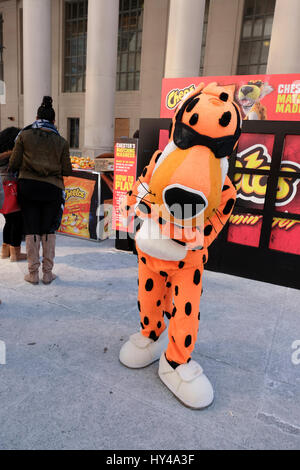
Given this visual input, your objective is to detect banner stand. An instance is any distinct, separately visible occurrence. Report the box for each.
[112,138,138,252]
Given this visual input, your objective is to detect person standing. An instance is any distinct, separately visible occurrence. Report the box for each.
[0,174,3,305]
[0,175,3,209]
[9,96,72,285]
[0,127,27,262]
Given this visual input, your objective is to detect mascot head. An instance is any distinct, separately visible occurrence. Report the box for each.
[238,80,273,112]
[148,82,242,228]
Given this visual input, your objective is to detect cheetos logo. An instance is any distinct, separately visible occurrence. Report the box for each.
[234,144,300,206]
[166,84,196,110]
[65,187,86,202]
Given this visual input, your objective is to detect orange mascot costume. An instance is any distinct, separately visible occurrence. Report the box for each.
[119,82,242,409]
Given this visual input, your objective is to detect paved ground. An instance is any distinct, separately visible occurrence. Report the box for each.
[0,221,300,450]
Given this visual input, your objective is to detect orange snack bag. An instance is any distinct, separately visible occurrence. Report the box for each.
[59,176,96,238]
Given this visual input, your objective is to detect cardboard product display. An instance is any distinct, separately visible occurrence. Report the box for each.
[58,170,113,241]
[94,158,114,172]
[94,153,115,172]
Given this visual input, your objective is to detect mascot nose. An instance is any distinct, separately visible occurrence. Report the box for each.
[241,86,253,96]
[163,186,207,220]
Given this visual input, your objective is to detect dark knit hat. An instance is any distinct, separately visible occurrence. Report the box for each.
[37,96,55,122]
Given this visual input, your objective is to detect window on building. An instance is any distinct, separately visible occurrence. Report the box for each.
[114,118,130,139]
[117,0,144,91]
[0,14,4,81]
[237,0,276,75]
[199,0,210,76]
[64,0,88,93]
[68,118,80,148]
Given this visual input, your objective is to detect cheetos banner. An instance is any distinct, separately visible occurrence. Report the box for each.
[159,74,300,261]
[160,73,300,121]
[228,132,300,255]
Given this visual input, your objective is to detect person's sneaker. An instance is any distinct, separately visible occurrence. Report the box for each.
[158,353,214,409]
[119,328,168,368]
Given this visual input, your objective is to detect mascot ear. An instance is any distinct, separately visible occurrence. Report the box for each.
[202,82,236,102]
[260,83,274,99]
[193,82,205,95]
[177,82,205,110]
[221,84,236,102]
[202,82,218,95]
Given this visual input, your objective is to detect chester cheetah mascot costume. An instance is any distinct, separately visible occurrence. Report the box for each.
[119,82,242,409]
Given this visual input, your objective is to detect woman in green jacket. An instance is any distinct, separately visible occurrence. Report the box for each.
[9,96,72,285]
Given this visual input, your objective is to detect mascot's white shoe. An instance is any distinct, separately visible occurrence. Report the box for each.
[158,353,214,409]
[119,328,169,368]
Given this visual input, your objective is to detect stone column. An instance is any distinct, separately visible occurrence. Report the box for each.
[267,0,300,74]
[204,0,244,76]
[140,0,169,118]
[83,0,119,158]
[23,0,52,125]
[164,0,206,78]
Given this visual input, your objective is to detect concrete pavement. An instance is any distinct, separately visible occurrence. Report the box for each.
[0,224,300,450]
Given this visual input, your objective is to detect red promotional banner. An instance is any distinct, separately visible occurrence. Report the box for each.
[227,132,300,255]
[160,73,300,121]
[269,218,300,255]
[233,132,275,211]
[112,138,138,232]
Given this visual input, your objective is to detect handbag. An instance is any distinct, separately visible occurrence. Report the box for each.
[0,180,21,214]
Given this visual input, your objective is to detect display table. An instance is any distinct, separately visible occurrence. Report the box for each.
[58,169,113,241]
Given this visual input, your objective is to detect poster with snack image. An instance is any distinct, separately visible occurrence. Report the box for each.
[237,79,273,120]
[160,73,300,121]
[58,175,97,239]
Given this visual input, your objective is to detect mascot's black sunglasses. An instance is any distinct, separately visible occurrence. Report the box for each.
[173,93,241,159]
